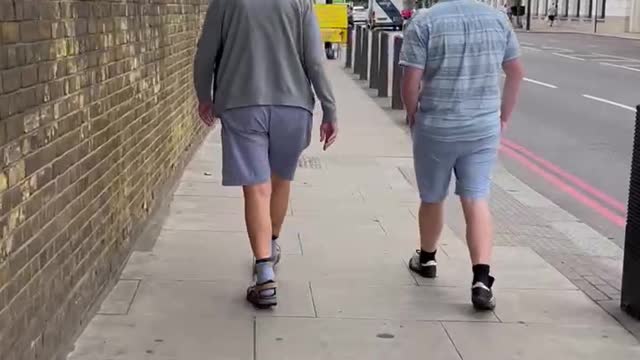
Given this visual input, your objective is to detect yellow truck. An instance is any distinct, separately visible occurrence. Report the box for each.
[313,2,349,59]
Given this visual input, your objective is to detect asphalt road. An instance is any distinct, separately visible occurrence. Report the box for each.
[502,32,640,247]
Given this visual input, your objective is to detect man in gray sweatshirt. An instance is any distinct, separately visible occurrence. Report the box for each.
[193,0,338,308]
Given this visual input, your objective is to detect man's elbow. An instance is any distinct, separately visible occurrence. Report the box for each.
[503,58,525,80]
[401,67,423,95]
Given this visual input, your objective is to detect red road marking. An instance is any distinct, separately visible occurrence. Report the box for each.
[499,144,626,228]
[502,138,627,214]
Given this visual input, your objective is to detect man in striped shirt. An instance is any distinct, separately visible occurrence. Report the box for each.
[400,0,524,310]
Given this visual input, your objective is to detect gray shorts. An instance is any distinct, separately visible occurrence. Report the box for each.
[219,106,312,186]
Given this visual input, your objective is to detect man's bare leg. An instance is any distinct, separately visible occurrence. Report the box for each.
[409,201,444,278]
[243,182,277,307]
[243,183,272,260]
[270,175,291,238]
[269,175,290,264]
[460,197,495,310]
[460,198,493,265]
[419,201,444,253]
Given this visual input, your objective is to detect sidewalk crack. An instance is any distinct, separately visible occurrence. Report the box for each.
[309,282,318,318]
[297,232,304,256]
[253,316,257,360]
[441,322,464,360]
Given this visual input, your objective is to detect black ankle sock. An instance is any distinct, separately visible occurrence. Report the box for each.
[419,249,437,264]
[472,264,491,285]
[256,258,271,264]
[272,235,279,241]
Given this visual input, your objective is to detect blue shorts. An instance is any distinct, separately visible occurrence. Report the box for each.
[219,106,312,186]
[412,131,499,203]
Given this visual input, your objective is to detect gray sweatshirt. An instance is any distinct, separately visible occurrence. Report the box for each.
[193,0,337,123]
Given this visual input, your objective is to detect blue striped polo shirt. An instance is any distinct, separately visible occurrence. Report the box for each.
[399,0,520,142]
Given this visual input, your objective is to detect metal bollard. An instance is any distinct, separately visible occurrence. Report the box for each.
[354,26,362,75]
[622,104,640,320]
[391,35,404,110]
[360,29,369,81]
[378,32,389,98]
[369,30,380,89]
[346,27,353,68]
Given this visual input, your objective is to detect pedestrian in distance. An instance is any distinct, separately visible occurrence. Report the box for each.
[548,4,558,27]
[505,3,513,24]
[400,0,524,310]
[193,0,338,309]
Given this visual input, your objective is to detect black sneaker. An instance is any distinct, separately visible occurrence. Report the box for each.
[408,250,437,278]
[471,276,496,311]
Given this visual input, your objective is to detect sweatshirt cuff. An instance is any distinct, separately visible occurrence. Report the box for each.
[322,107,337,124]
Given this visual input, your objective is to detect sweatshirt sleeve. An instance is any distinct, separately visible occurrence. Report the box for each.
[302,2,337,123]
[193,0,223,104]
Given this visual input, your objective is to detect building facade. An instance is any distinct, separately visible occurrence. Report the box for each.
[488,0,640,33]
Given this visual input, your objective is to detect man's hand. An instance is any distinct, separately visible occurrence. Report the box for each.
[320,122,338,151]
[198,102,217,127]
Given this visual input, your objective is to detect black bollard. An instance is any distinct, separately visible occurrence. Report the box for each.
[378,32,389,98]
[622,104,640,320]
[391,35,404,110]
[354,26,362,75]
[369,30,380,89]
[346,27,353,68]
[360,29,369,81]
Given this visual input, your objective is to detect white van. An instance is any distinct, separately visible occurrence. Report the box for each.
[367,0,404,30]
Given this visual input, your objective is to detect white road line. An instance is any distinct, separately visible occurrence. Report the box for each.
[591,58,638,62]
[524,77,558,89]
[520,41,535,46]
[552,52,585,61]
[575,54,617,59]
[543,46,573,52]
[600,62,640,72]
[592,52,640,62]
[522,46,542,52]
[583,94,636,112]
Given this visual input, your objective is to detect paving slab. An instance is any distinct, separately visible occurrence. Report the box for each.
[285,217,387,240]
[173,181,243,197]
[168,195,245,215]
[180,169,222,183]
[97,280,140,315]
[598,300,640,339]
[494,289,623,326]
[162,212,248,232]
[444,322,640,360]
[311,283,498,322]
[256,317,460,360]
[277,254,417,285]
[67,314,253,360]
[121,232,254,281]
[127,279,315,319]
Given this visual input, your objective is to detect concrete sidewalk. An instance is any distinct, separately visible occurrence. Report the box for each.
[67,61,640,359]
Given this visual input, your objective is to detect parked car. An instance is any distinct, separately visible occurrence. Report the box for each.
[352,6,368,23]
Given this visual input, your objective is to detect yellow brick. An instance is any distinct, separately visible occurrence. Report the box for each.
[1,23,19,44]
[0,173,7,192]
[8,160,25,187]
[20,181,30,201]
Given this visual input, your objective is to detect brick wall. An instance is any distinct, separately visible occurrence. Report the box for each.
[0,1,209,359]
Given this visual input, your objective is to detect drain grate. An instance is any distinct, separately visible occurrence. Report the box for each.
[298,155,322,169]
